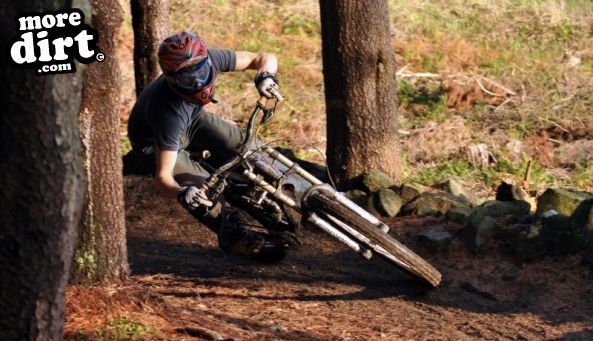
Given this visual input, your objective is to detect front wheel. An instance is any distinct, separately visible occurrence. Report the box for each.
[306,192,442,287]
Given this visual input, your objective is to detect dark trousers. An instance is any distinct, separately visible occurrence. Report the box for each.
[131,110,249,232]
[175,110,248,186]
[133,110,247,184]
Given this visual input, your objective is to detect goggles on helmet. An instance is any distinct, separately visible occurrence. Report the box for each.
[173,56,212,92]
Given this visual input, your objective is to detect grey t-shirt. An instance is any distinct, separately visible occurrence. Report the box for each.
[128,49,236,151]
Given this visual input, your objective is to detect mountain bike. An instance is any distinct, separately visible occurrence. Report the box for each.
[194,89,442,287]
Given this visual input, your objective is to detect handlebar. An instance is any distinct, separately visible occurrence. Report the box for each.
[199,95,281,194]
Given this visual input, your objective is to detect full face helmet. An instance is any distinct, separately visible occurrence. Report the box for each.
[158,32,216,105]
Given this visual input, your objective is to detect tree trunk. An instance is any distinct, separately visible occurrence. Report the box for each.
[0,1,85,338]
[131,0,169,96]
[319,0,400,189]
[70,0,130,284]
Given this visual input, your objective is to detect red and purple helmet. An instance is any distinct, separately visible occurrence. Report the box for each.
[158,32,216,105]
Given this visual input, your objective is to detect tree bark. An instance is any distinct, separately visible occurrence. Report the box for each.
[70,0,130,284]
[131,0,169,96]
[319,0,400,189]
[0,1,85,338]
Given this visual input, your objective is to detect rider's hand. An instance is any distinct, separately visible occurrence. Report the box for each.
[254,71,279,99]
[177,186,213,211]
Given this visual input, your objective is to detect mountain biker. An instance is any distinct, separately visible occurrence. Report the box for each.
[127,32,284,261]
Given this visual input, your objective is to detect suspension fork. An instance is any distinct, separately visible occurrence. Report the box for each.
[301,184,390,234]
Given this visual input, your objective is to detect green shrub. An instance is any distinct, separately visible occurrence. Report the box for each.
[93,317,154,340]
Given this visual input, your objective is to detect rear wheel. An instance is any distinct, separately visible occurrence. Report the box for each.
[307,192,442,287]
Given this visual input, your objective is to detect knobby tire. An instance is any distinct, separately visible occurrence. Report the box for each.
[308,192,442,287]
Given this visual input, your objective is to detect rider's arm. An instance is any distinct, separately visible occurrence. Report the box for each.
[234,51,278,74]
[154,149,181,199]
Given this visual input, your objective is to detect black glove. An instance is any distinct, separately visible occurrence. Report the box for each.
[177,186,213,211]
[254,71,280,99]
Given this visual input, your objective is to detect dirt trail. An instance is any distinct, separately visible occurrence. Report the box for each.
[65,176,593,340]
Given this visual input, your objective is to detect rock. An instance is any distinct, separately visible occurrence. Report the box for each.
[345,189,368,208]
[495,223,528,240]
[401,192,470,216]
[515,200,593,260]
[373,188,402,218]
[399,182,427,203]
[525,224,542,239]
[417,229,454,251]
[496,180,530,202]
[517,213,539,225]
[435,177,464,196]
[462,200,531,253]
[541,209,559,218]
[536,188,593,217]
[540,200,593,256]
[445,206,473,225]
[362,170,398,192]
[469,200,531,224]
[462,216,497,252]
[434,177,480,206]
[366,193,382,218]
[540,214,578,256]
[571,198,593,232]
[515,224,548,261]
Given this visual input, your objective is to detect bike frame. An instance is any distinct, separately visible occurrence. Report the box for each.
[198,98,395,261]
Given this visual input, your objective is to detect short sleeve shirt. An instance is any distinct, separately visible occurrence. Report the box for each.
[127,49,236,151]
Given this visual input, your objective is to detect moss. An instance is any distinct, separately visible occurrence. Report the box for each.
[75,249,97,279]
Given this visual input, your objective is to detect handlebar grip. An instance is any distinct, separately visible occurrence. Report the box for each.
[268,87,284,102]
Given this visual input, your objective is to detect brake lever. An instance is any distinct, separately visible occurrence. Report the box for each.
[261,103,276,124]
[257,96,278,125]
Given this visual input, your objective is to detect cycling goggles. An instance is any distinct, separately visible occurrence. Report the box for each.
[173,56,212,92]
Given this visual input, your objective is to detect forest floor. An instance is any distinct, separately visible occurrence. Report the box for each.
[64,176,593,340]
